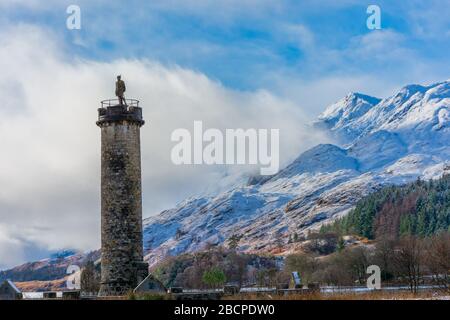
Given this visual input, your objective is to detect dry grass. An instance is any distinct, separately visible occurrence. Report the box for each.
[15,278,67,292]
[222,290,446,300]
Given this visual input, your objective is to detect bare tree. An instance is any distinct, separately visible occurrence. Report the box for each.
[346,246,371,285]
[304,232,338,255]
[425,233,450,292]
[285,253,318,285]
[80,260,99,295]
[374,236,396,282]
[393,236,425,293]
[228,252,248,287]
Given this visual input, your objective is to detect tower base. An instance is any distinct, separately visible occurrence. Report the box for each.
[98,261,149,297]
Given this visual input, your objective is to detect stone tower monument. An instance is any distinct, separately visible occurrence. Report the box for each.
[96,98,148,296]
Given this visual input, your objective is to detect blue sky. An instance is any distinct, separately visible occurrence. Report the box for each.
[2,0,449,96]
[0,0,449,269]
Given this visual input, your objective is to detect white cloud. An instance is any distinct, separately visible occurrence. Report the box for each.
[400,0,450,40]
[0,25,326,269]
[0,0,67,11]
[0,225,26,268]
[280,23,315,51]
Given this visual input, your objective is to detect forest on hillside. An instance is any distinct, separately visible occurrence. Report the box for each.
[322,174,450,239]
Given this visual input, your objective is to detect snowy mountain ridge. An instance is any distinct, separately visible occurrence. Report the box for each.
[142,80,450,266]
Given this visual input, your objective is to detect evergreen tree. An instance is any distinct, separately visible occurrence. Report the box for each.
[202,267,226,288]
[329,175,450,239]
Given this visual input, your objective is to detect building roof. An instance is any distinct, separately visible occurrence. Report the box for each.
[133,274,166,293]
[2,280,22,294]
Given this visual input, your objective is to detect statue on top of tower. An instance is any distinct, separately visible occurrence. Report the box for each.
[115,75,126,106]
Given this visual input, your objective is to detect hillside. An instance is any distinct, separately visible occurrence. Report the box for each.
[0,250,99,284]
[323,174,450,239]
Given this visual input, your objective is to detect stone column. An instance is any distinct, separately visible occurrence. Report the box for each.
[96,104,148,296]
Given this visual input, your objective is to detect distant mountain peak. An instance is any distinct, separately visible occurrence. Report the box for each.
[345,92,381,105]
[49,249,77,260]
[318,92,380,122]
[315,91,381,143]
[399,83,426,93]
[316,80,450,144]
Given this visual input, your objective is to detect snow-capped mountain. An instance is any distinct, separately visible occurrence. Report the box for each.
[142,80,450,266]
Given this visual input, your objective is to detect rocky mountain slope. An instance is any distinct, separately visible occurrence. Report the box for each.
[142,80,450,266]
[0,250,99,285]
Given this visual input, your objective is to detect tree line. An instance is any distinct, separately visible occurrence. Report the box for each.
[321,174,450,239]
[141,230,450,293]
[284,233,450,293]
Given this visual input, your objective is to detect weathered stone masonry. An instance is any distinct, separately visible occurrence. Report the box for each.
[96,105,148,296]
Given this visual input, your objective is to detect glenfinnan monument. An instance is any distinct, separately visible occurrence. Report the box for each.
[96,77,148,296]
